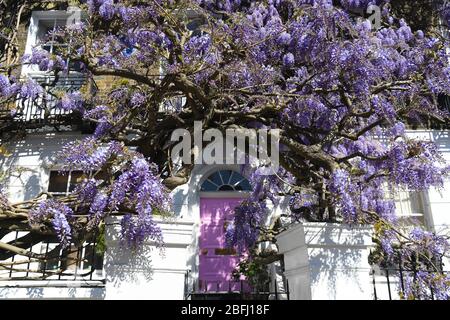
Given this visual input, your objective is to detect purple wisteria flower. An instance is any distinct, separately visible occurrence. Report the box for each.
[282,53,295,67]
[23,48,67,71]
[58,138,125,171]
[58,91,84,112]
[225,200,267,253]
[99,0,116,20]
[0,75,12,97]
[19,79,43,100]
[29,199,73,248]
[120,213,163,248]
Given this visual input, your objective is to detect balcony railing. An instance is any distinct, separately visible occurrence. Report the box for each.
[1,74,91,132]
[0,231,105,286]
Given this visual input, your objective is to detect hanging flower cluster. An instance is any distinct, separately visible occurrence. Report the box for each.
[29,200,73,248]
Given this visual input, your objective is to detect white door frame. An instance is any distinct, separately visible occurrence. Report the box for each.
[183,164,251,289]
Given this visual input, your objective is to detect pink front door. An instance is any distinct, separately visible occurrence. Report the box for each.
[199,197,247,292]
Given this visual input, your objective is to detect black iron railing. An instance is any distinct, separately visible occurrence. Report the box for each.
[0,231,105,285]
[371,266,449,300]
[184,271,290,300]
[15,75,86,127]
[0,74,94,132]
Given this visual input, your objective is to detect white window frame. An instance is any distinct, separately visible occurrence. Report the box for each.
[22,9,84,77]
[389,187,434,230]
[46,169,85,196]
[43,169,105,279]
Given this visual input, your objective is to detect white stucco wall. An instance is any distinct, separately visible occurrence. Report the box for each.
[1,129,450,299]
[0,132,87,202]
[304,223,374,300]
[0,283,105,299]
[103,216,194,300]
[0,133,195,299]
[405,130,450,235]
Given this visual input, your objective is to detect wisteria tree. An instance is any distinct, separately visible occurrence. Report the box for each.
[1,0,450,299]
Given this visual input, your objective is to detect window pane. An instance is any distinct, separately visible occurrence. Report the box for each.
[82,245,94,270]
[209,172,223,186]
[201,180,217,191]
[60,245,79,271]
[83,245,104,271]
[94,170,109,182]
[36,18,84,71]
[201,170,251,192]
[37,19,67,47]
[237,179,251,191]
[37,21,54,43]
[218,185,234,191]
[40,242,60,271]
[229,171,244,185]
[219,170,232,185]
[48,171,69,193]
[68,171,85,192]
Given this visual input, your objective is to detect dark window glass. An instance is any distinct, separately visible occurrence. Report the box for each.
[68,171,84,192]
[37,19,84,72]
[48,171,69,193]
[200,170,252,192]
[219,170,232,185]
[83,245,104,270]
[229,171,243,185]
[238,179,251,191]
[48,170,87,194]
[438,94,450,113]
[201,180,217,191]
[209,171,223,186]
[218,185,234,191]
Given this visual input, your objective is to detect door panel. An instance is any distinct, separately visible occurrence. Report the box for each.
[199,197,248,292]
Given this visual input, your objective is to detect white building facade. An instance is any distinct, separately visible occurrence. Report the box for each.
[0,129,449,300]
[0,9,449,300]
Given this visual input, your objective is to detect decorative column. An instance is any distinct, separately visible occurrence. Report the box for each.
[276,223,312,300]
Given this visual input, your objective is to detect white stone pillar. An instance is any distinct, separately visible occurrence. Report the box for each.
[304,223,374,300]
[276,223,312,300]
[103,216,194,300]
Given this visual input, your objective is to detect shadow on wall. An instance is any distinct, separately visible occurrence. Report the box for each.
[1,133,87,202]
[172,186,189,217]
[25,287,44,298]
[306,225,370,300]
[1,134,78,167]
[0,287,43,299]
[0,286,106,299]
[24,174,42,200]
[104,244,155,287]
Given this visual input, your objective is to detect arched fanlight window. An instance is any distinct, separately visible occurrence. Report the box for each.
[200,170,252,192]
